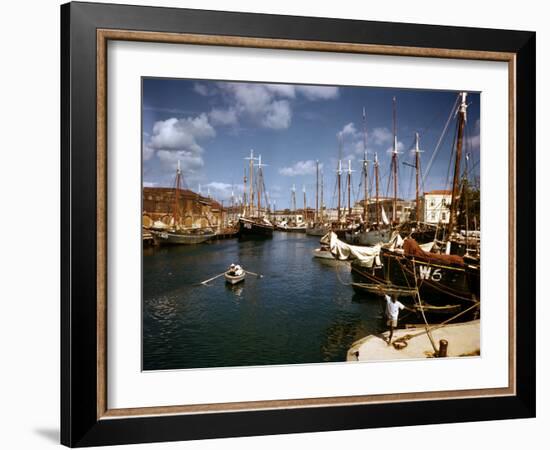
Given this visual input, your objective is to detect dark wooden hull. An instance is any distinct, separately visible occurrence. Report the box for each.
[151,230,215,245]
[345,229,391,246]
[351,249,480,315]
[238,218,274,239]
[305,224,330,236]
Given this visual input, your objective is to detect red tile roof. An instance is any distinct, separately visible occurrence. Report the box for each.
[425,190,452,195]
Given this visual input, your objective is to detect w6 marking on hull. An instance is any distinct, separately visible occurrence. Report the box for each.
[418,265,442,282]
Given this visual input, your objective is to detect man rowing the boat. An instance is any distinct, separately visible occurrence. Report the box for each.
[228,263,244,276]
[385,294,407,345]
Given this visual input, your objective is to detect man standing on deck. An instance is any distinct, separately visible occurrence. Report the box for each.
[385,294,406,345]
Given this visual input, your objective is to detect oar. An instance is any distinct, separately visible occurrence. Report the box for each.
[200,272,226,285]
[244,270,263,278]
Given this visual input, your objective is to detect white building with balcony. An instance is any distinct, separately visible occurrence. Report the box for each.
[421,190,452,224]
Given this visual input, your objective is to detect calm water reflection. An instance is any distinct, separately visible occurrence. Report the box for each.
[143,232,387,370]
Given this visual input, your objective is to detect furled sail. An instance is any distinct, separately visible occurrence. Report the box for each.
[381,205,390,225]
[322,232,382,267]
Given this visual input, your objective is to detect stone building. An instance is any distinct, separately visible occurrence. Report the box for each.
[142,187,223,228]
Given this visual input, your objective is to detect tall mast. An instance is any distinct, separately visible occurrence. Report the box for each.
[375,153,380,226]
[414,132,423,223]
[315,160,319,223]
[291,184,297,221]
[362,107,369,223]
[320,170,324,221]
[245,150,258,217]
[256,154,266,216]
[337,133,342,222]
[173,160,181,226]
[337,160,342,221]
[448,92,468,238]
[231,185,235,221]
[391,96,399,224]
[362,152,370,223]
[242,166,247,216]
[303,185,307,221]
[347,160,353,216]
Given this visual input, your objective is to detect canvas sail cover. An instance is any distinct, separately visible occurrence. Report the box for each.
[381,205,390,225]
[403,238,464,266]
[324,232,382,266]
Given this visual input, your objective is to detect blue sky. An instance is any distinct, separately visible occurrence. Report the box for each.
[142,78,480,210]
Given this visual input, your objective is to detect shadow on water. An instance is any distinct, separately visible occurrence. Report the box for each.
[143,233,389,370]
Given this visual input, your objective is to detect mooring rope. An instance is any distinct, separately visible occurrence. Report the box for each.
[395,301,481,344]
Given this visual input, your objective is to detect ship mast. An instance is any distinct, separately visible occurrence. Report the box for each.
[347,160,353,216]
[315,160,319,223]
[414,132,423,223]
[448,92,468,239]
[291,184,297,222]
[361,107,370,224]
[391,96,399,224]
[337,133,342,222]
[256,154,267,217]
[231,185,235,221]
[337,160,342,222]
[303,185,307,221]
[320,170,324,221]
[245,150,258,217]
[173,160,182,227]
[242,166,247,216]
[374,153,380,226]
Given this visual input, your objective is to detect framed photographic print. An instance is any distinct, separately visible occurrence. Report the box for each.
[61,1,536,447]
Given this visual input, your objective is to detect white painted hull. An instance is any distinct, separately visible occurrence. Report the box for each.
[313,248,335,259]
[224,272,246,284]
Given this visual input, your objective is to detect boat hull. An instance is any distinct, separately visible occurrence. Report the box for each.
[225,272,246,284]
[312,248,335,259]
[346,229,391,246]
[277,226,306,233]
[351,249,480,313]
[238,218,274,238]
[306,225,330,236]
[152,230,214,245]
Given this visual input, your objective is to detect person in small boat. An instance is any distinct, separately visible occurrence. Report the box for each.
[228,264,244,276]
[385,294,406,345]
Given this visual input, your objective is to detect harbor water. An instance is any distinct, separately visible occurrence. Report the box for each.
[143,232,398,370]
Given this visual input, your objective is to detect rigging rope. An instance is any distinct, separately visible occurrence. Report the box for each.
[422,95,460,184]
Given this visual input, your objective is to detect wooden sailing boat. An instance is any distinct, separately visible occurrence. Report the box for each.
[346,105,394,245]
[152,161,215,245]
[350,93,480,315]
[238,151,274,238]
[277,184,306,232]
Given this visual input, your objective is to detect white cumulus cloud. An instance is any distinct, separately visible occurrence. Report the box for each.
[203,182,245,202]
[261,100,292,129]
[370,127,393,146]
[209,107,238,126]
[146,113,216,173]
[279,160,322,176]
[296,85,339,100]
[214,82,338,130]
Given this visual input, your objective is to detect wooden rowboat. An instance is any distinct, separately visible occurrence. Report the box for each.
[224,271,246,285]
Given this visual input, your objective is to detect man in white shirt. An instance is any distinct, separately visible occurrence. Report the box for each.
[385,294,406,345]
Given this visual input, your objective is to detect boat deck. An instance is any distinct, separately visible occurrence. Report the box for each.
[346,320,480,361]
